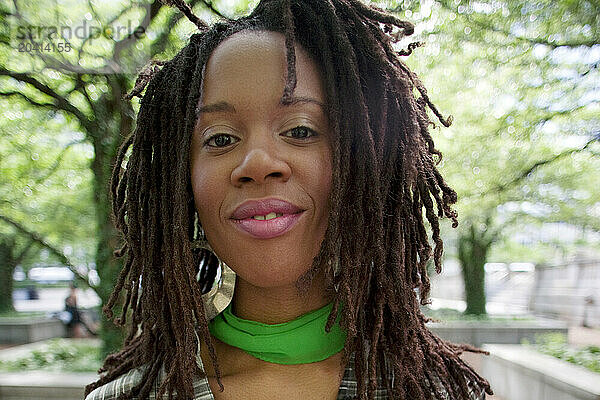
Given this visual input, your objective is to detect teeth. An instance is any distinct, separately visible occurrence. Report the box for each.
[251,212,283,220]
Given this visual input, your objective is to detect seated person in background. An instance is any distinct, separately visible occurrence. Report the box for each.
[64,282,97,337]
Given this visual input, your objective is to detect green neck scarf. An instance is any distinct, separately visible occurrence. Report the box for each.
[208,302,347,365]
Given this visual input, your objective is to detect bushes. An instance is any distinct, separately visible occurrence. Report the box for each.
[0,338,101,372]
[422,306,532,322]
[527,333,600,374]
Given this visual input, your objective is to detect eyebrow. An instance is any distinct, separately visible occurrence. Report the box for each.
[280,96,327,113]
[196,101,236,115]
[195,96,327,116]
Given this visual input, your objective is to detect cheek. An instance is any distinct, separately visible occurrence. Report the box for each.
[320,150,333,201]
[190,163,221,223]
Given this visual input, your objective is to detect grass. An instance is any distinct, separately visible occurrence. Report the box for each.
[422,307,533,322]
[13,280,71,289]
[0,338,102,373]
[524,333,600,374]
[0,310,47,319]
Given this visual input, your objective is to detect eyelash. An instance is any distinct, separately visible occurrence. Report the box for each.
[204,133,238,148]
[203,126,318,148]
[282,126,318,140]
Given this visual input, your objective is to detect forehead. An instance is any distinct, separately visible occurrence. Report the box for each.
[200,30,326,105]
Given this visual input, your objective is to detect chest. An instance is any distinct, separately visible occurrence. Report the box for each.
[207,367,344,400]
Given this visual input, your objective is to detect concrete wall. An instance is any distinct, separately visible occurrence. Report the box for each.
[429,320,567,347]
[429,262,535,314]
[0,371,97,400]
[531,259,600,327]
[482,344,600,400]
[430,257,600,327]
[0,318,65,344]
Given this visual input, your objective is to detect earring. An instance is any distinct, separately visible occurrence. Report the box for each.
[192,238,236,321]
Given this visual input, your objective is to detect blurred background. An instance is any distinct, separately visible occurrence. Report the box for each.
[0,0,598,399]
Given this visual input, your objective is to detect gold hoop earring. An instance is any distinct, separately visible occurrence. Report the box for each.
[192,238,236,320]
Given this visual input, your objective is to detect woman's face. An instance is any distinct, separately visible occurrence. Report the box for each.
[190,30,332,288]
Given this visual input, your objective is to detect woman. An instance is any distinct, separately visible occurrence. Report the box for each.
[85,0,492,398]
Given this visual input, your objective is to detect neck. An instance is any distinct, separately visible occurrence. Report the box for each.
[232,269,330,324]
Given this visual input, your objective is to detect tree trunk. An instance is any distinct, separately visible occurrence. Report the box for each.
[0,240,16,313]
[458,223,493,315]
[90,75,134,357]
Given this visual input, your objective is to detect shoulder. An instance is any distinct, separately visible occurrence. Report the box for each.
[338,351,486,400]
[85,366,151,400]
[422,369,488,400]
[336,352,391,399]
[85,362,214,400]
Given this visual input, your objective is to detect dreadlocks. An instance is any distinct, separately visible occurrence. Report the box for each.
[85,0,492,398]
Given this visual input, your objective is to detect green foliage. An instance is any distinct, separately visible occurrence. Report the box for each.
[525,333,600,374]
[423,307,533,322]
[0,339,102,372]
[0,98,97,261]
[0,97,97,312]
[376,0,600,313]
[13,280,71,289]
[0,310,46,318]
[386,0,599,241]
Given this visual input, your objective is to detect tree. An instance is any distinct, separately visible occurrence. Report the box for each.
[0,0,223,353]
[0,235,33,313]
[456,216,501,314]
[0,215,92,312]
[380,0,599,314]
[0,96,97,312]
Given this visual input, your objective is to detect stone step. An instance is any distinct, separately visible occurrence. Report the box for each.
[0,371,98,400]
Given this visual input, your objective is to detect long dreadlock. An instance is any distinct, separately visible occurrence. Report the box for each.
[85,0,492,399]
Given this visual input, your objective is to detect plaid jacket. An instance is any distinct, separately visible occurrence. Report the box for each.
[85,351,485,400]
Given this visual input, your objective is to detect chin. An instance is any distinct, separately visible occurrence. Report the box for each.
[237,264,311,289]
[218,242,318,286]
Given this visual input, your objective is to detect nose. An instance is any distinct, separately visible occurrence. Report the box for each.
[231,138,292,186]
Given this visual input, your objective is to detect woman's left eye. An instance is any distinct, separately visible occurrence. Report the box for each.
[282,126,318,140]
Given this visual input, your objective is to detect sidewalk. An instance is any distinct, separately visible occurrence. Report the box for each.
[568,326,600,347]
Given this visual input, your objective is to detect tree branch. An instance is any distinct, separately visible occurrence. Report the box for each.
[200,0,232,20]
[437,0,600,49]
[0,68,93,131]
[33,139,85,186]
[112,1,160,63]
[14,239,35,266]
[494,135,599,193]
[0,214,93,288]
[147,0,229,59]
[0,91,54,108]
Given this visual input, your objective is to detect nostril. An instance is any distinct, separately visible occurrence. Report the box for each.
[239,177,253,183]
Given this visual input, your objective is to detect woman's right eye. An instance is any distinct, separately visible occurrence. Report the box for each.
[204,134,239,148]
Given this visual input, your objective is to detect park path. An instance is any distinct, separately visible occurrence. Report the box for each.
[569,326,600,347]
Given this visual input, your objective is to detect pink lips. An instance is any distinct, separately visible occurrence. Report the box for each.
[230,198,305,239]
